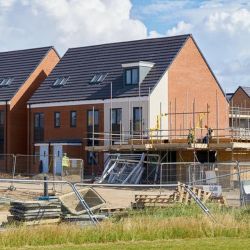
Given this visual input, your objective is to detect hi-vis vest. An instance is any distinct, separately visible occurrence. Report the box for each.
[62,156,70,168]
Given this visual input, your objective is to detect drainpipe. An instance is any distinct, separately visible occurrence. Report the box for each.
[28,103,31,173]
[5,100,8,172]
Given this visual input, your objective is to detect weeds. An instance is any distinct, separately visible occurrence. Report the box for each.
[0,204,250,248]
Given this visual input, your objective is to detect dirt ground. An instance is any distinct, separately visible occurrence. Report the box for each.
[0,182,173,225]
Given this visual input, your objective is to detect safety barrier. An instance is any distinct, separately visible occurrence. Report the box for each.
[0,154,84,182]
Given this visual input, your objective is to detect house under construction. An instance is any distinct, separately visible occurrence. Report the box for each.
[25,34,250,180]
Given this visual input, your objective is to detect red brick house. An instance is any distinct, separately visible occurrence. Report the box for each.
[229,86,250,131]
[28,34,229,175]
[0,47,60,171]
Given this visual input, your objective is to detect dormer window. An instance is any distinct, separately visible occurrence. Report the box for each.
[0,77,13,87]
[52,77,69,87]
[122,61,154,86]
[90,73,108,84]
[125,68,139,85]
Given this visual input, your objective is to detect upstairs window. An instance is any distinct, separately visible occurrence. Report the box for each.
[0,111,4,126]
[52,77,69,87]
[34,112,44,142]
[0,78,13,87]
[87,110,99,128]
[70,111,77,127]
[54,112,61,128]
[90,73,108,84]
[133,107,142,133]
[125,68,139,85]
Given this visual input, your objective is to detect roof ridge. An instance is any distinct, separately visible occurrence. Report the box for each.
[0,46,53,54]
[67,34,191,51]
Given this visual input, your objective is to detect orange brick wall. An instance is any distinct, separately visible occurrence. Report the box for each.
[30,103,104,174]
[168,37,229,139]
[230,88,250,108]
[0,49,60,161]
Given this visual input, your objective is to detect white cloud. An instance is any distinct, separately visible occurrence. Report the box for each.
[0,0,147,53]
[167,21,192,36]
[140,1,250,92]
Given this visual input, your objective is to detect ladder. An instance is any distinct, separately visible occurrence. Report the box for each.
[183,184,216,222]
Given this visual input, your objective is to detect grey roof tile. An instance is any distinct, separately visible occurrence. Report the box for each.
[0,46,54,101]
[241,86,250,97]
[29,35,190,104]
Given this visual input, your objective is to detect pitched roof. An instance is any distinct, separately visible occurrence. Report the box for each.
[0,46,55,101]
[29,34,191,104]
[226,93,233,101]
[241,86,250,97]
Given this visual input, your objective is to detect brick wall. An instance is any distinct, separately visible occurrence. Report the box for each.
[30,103,104,174]
[0,49,60,161]
[230,88,250,108]
[168,37,229,139]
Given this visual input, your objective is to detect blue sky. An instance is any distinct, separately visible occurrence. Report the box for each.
[1,0,250,92]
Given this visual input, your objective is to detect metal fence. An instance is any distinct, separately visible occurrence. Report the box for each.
[0,155,250,209]
[0,154,84,183]
[0,164,250,227]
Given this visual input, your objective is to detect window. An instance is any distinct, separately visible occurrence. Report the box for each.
[0,78,13,87]
[54,112,61,128]
[111,108,122,133]
[87,110,99,127]
[52,77,69,87]
[133,107,142,133]
[90,73,108,84]
[70,111,77,127]
[125,68,139,85]
[0,111,4,126]
[34,113,44,142]
[87,110,99,147]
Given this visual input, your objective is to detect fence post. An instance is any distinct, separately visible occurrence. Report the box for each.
[236,161,245,207]
[160,163,163,194]
[9,154,16,191]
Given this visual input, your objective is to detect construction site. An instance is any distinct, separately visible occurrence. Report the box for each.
[0,98,249,228]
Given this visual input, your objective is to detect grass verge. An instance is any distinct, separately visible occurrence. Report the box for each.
[0,204,249,248]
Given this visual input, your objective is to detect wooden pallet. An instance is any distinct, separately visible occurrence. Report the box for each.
[132,183,228,209]
[172,183,212,204]
[99,207,127,214]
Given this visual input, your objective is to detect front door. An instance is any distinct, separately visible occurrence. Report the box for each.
[53,145,63,174]
[40,144,49,173]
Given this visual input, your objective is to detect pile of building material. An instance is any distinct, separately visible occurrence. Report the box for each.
[131,194,173,209]
[132,182,227,209]
[98,153,145,184]
[170,183,212,204]
[59,188,106,222]
[8,200,61,225]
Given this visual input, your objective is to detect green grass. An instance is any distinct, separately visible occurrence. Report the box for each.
[3,238,250,250]
[0,204,250,249]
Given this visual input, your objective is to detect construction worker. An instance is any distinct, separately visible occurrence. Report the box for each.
[62,153,70,176]
[202,127,213,144]
[187,129,194,146]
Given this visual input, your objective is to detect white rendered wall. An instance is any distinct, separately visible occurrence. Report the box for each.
[149,71,168,137]
[104,97,149,145]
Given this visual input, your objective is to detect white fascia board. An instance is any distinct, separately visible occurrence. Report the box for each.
[50,142,82,146]
[0,101,11,105]
[34,143,49,146]
[29,96,149,108]
[122,61,155,68]
[29,99,104,108]
[104,96,149,103]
